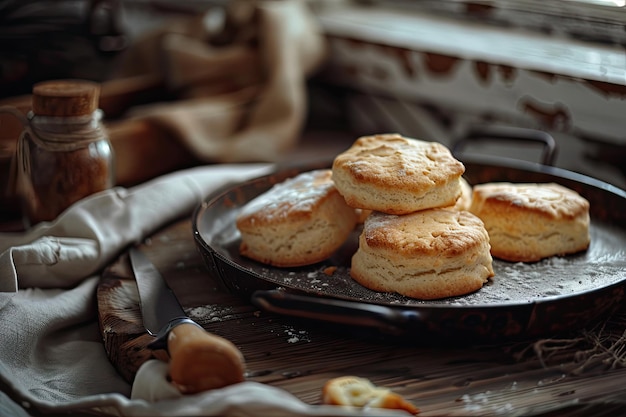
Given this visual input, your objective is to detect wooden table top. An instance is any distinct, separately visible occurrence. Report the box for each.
[98,215,626,417]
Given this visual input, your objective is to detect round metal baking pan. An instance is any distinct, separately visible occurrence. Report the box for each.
[193,155,626,343]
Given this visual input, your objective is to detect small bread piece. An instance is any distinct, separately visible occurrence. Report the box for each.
[168,323,246,394]
[322,376,419,415]
[236,169,358,267]
[351,209,494,300]
[332,133,465,215]
[453,177,472,211]
[469,182,591,262]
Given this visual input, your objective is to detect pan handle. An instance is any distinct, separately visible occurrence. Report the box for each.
[251,289,421,337]
[452,125,558,166]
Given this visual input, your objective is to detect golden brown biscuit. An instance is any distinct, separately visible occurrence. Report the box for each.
[350,209,494,300]
[236,169,358,267]
[469,182,590,262]
[332,134,465,215]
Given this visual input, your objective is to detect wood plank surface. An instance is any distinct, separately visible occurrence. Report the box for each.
[97,217,626,416]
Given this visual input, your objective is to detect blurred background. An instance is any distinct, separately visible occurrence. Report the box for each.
[1,0,625,213]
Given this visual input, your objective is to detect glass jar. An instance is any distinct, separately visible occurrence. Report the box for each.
[0,134,20,225]
[11,79,115,226]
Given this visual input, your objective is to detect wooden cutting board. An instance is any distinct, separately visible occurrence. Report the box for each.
[96,216,626,416]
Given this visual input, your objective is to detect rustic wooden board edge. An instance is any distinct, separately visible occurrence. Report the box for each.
[96,252,168,383]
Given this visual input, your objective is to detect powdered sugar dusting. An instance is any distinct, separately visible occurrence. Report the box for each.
[283,326,311,343]
[187,305,236,322]
[237,170,334,221]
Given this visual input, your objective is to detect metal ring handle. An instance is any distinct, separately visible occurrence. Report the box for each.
[452,125,558,166]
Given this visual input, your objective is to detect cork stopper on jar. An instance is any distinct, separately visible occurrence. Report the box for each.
[31,79,100,117]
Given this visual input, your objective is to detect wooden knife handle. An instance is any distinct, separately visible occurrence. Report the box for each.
[167,323,246,394]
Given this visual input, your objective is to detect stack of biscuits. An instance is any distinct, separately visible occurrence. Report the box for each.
[236,133,591,301]
[332,133,494,300]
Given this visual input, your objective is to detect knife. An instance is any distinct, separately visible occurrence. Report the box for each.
[129,246,245,394]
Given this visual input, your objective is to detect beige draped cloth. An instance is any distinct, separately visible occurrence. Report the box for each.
[106,0,328,164]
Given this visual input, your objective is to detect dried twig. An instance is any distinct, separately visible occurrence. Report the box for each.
[512,308,626,375]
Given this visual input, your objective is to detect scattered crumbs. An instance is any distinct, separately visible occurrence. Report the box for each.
[283,326,311,343]
[460,393,487,413]
[187,305,235,322]
[459,384,529,415]
[495,403,514,414]
[459,394,482,412]
[307,271,318,279]
[465,404,483,412]
[323,266,338,276]
[473,392,489,404]
[253,310,261,317]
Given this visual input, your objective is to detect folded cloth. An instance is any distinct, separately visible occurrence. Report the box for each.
[0,164,272,292]
[105,0,328,164]
[0,163,411,417]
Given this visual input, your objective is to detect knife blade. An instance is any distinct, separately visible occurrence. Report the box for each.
[129,246,246,394]
[130,247,188,338]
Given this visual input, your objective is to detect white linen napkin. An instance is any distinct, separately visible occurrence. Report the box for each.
[0,164,410,417]
[0,164,271,292]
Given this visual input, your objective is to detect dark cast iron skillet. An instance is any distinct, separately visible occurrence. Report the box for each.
[192,128,626,344]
